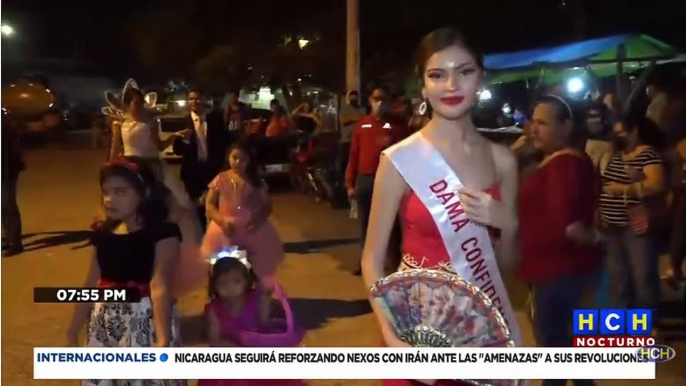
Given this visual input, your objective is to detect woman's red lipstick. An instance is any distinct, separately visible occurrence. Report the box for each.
[440,95,465,106]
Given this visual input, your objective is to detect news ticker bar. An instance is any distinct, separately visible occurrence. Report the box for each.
[33,287,141,303]
[34,347,657,380]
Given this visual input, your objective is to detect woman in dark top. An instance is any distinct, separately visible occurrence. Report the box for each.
[291,100,321,134]
[519,95,602,386]
[66,157,187,386]
[599,115,666,318]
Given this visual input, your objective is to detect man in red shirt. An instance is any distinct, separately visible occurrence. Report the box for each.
[346,87,408,274]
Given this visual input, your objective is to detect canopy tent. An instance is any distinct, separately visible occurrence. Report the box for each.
[484,34,685,85]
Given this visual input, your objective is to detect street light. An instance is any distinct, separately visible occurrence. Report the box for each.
[567,77,584,94]
[1,24,14,37]
[298,38,309,49]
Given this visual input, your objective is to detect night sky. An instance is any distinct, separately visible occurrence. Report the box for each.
[3,0,685,79]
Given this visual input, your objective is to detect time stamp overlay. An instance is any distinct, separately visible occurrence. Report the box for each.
[33,287,141,303]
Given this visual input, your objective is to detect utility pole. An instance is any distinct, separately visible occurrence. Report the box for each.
[346,0,360,93]
[574,0,586,41]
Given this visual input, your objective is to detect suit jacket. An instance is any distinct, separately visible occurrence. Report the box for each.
[173,110,228,199]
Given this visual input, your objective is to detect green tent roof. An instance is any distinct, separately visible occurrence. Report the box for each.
[486,35,684,85]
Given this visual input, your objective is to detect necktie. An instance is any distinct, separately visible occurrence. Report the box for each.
[195,116,208,161]
[196,117,206,137]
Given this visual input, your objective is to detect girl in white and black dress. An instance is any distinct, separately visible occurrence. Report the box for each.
[66,157,187,386]
[104,79,207,297]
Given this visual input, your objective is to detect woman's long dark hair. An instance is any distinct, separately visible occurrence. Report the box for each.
[415,27,484,77]
[227,140,262,188]
[618,112,667,150]
[208,257,256,301]
[94,157,170,232]
[413,27,484,121]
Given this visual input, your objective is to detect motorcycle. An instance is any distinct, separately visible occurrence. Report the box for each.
[291,133,338,203]
[247,132,303,191]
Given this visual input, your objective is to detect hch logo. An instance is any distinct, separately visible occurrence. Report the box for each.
[637,345,676,363]
[573,309,652,335]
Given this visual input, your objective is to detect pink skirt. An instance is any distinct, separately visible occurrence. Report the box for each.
[383,380,471,386]
[198,380,306,386]
[201,220,284,286]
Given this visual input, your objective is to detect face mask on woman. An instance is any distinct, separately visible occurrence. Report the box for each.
[372,100,390,117]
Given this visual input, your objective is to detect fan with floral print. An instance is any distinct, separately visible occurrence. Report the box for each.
[370,269,521,386]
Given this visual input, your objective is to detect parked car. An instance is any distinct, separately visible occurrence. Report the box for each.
[248,132,303,187]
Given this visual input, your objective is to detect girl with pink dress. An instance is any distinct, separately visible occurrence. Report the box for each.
[201,142,285,289]
[199,255,305,386]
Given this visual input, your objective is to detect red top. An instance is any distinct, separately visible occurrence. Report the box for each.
[518,154,602,284]
[346,116,409,189]
[399,185,502,270]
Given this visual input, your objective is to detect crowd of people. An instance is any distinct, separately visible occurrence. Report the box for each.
[2,24,684,386]
[349,28,685,386]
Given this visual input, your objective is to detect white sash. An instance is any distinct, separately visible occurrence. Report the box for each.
[383,132,522,346]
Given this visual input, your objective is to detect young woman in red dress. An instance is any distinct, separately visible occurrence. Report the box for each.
[361,27,520,386]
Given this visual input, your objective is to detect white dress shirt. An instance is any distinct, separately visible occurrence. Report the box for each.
[191,111,208,161]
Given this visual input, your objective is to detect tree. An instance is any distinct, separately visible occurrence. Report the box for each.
[129,3,207,81]
[193,45,247,95]
[133,0,343,102]
[244,34,344,108]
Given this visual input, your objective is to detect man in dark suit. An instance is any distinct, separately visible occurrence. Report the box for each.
[173,89,228,231]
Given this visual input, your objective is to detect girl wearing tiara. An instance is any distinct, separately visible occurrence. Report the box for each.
[201,141,285,289]
[103,80,207,296]
[199,256,304,386]
[66,158,187,386]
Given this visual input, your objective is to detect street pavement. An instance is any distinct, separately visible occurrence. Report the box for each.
[1,146,684,386]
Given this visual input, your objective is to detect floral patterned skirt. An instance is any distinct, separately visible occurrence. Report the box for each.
[83,298,187,386]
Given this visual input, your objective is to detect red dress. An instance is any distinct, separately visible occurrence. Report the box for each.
[383,187,501,386]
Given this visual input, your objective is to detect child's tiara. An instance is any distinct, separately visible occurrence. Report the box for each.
[210,246,251,270]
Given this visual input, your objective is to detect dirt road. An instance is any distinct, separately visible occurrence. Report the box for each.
[2,147,683,386]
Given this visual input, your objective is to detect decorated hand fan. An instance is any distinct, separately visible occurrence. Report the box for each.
[370,269,520,386]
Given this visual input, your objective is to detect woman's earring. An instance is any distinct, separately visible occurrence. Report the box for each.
[417,100,428,116]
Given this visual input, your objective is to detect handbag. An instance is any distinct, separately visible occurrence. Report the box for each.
[238,284,305,347]
[627,195,668,236]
